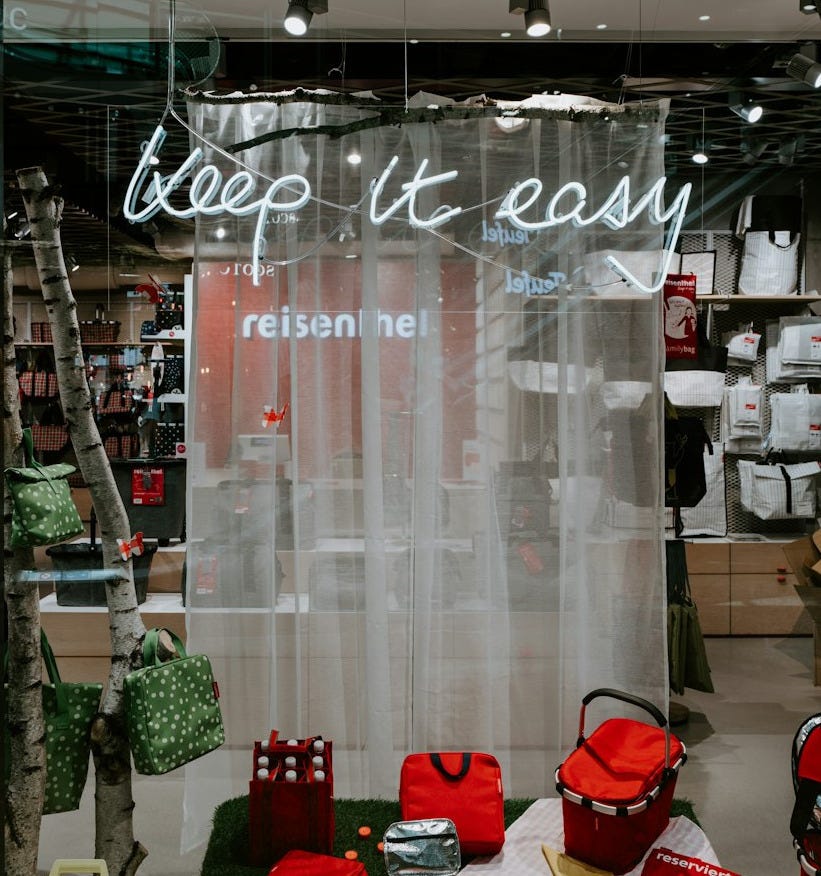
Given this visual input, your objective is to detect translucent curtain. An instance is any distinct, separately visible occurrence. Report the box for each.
[180,93,670,851]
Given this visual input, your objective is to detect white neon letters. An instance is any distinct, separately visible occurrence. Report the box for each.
[496,175,692,293]
[123,124,691,294]
[123,125,311,284]
[369,155,462,229]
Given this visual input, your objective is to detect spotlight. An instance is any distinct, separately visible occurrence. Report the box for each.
[800,0,818,13]
[740,137,769,165]
[787,52,821,88]
[12,218,31,239]
[284,0,327,35]
[729,93,763,124]
[509,0,551,37]
[778,136,799,166]
[691,139,710,165]
[67,254,80,272]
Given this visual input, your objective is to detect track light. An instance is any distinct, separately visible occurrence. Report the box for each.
[778,136,800,166]
[740,136,769,165]
[800,0,818,13]
[787,52,821,88]
[283,0,327,35]
[729,93,763,124]
[67,254,80,272]
[691,139,710,165]
[509,0,551,37]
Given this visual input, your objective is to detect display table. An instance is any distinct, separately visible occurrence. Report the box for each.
[462,798,719,875]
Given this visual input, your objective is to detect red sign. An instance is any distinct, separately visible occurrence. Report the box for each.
[663,274,698,360]
[641,847,741,876]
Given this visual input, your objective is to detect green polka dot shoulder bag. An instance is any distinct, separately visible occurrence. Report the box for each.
[4,630,103,813]
[124,627,225,775]
[4,427,84,548]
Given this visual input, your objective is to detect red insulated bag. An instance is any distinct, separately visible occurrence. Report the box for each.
[790,713,821,875]
[556,689,686,875]
[399,751,505,856]
[267,849,366,875]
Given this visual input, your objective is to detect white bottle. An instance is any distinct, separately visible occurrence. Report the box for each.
[285,769,297,782]
[313,739,325,754]
[258,756,269,768]
[256,768,269,780]
[312,755,324,768]
[314,769,325,782]
[285,756,297,768]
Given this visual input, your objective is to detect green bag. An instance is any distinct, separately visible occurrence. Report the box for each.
[4,428,84,548]
[666,539,714,695]
[4,630,102,814]
[124,628,225,775]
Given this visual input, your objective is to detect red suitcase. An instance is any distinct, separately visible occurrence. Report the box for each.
[555,689,686,875]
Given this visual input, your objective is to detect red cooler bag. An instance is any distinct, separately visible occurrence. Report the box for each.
[249,731,334,868]
[399,751,505,856]
[556,689,686,875]
[268,849,366,875]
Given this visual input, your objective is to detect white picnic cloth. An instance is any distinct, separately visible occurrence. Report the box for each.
[461,798,719,876]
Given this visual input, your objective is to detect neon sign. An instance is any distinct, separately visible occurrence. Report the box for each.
[124,124,690,293]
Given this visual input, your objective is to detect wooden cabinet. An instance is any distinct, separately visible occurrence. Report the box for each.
[684,540,811,636]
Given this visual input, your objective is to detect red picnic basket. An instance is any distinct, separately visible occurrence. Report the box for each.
[555,688,687,875]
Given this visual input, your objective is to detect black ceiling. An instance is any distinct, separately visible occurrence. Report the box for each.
[3,38,821,275]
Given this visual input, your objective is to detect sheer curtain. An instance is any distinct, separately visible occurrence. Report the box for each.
[180,92,671,850]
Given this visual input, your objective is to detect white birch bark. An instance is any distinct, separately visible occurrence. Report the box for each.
[16,167,148,876]
[3,223,46,876]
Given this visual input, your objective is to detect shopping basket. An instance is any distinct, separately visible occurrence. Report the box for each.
[791,712,821,875]
[555,688,687,875]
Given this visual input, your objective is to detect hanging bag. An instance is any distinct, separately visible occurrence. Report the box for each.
[4,427,84,548]
[736,195,802,296]
[737,458,820,520]
[399,751,505,856]
[4,630,102,813]
[123,627,225,775]
[664,311,728,408]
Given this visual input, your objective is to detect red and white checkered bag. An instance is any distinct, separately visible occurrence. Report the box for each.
[33,371,59,399]
[31,423,69,454]
[18,371,34,397]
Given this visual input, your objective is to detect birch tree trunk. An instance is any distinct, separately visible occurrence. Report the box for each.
[3,224,46,876]
[17,167,149,876]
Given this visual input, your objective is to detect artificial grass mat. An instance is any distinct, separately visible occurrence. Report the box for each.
[201,796,698,876]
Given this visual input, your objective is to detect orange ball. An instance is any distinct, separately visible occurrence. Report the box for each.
[357,826,372,838]
[377,842,385,853]
[344,850,359,860]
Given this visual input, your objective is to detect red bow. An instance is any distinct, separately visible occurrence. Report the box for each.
[262,402,289,429]
[134,274,169,305]
[117,532,145,562]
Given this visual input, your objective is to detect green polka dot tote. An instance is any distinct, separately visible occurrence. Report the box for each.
[124,628,225,775]
[4,630,103,814]
[4,428,84,548]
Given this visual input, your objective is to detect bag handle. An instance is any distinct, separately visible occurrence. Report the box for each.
[19,427,62,496]
[3,629,70,717]
[429,752,472,782]
[142,627,187,667]
[578,688,671,771]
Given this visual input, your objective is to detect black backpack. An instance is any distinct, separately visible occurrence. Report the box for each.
[664,396,712,535]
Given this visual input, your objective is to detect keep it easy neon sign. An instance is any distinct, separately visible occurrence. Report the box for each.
[124,124,691,293]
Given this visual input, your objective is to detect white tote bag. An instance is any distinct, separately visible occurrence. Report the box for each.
[737,231,800,296]
[664,369,725,408]
[673,446,727,537]
[737,460,820,519]
[769,389,821,451]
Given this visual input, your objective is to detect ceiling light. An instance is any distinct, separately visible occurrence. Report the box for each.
[740,137,769,165]
[500,31,512,37]
[801,0,818,13]
[119,253,139,277]
[12,219,31,239]
[346,150,362,166]
[67,254,80,272]
[596,23,607,30]
[509,0,551,37]
[778,136,799,166]
[691,139,710,164]
[284,0,327,36]
[729,94,763,124]
[698,14,710,21]
[787,52,821,88]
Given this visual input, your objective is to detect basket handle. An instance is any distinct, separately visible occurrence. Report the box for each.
[578,688,670,770]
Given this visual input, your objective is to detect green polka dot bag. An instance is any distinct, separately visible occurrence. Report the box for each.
[4,428,84,548]
[4,630,103,814]
[124,628,225,775]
